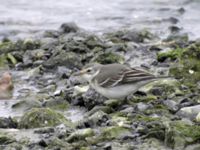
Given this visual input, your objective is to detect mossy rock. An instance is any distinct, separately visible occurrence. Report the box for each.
[46,137,72,149]
[43,51,82,69]
[104,99,123,108]
[0,54,9,68]
[12,99,42,111]
[99,126,132,140]
[0,133,16,145]
[94,52,124,64]
[0,39,40,54]
[105,29,156,43]
[134,114,160,122]
[42,98,69,110]
[77,110,109,128]
[110,115,131,126]
[139,79,182,99]
[66,128,95,143]
[165,121,200,149]
[128,95,158,105]
[169,43,200,88]
[157,48,183,62]
[84,35,106,49]
[19,108,73,129]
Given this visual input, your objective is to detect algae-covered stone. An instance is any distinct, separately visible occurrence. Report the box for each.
[105,29,156,43]
[157,49,182,62]
[169,43,200,87]
[0,117,18,128]
[43,51,82,69]
[59,22,79,33]
[77,110,109,128]
[0,39,40,54]
[100,126,132,140]
[66,128,95,143]
[128,95,157,104]
[12,99,42,112]
[19,108,73,129]
[165,121,200,149]
[0,54,9,68]
[7,53,17,65]
[0,133,16,145]
[42,98,69,110]
[104,99,123,108]
[94,52,124,64]
[140,79,182,98]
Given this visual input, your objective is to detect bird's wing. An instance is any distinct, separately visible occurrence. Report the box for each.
[98,68,156,88]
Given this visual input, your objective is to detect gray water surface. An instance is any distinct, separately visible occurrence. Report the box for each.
[0,0,200,40]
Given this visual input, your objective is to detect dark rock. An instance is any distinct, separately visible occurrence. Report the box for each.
[34,127,55,134]
[77,110,109,128]
[122,30,155,43]
[43,51,82,69]
[62,38,89,53]
[104,99,124,109]
[92,52,124,64]
[177,7,185,14]
[38,139,48,147]
[57,66,72,79]
[0,117,17,128]
[168,26,182,34]
[43,30,60,38]
[149,45,163,51]
[167,17,179,24]
[81,88,106,110]
[150,87,164,96]
[59,22,79,33]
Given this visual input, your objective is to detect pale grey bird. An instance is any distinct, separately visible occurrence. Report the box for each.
[74,63,168,99]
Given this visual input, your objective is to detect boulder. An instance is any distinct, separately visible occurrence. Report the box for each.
[19,108,73,129]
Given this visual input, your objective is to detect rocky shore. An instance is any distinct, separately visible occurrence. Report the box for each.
[0,22,200,150]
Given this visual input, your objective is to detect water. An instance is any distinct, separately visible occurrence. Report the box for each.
[0,0,200,40]
[0,70,40,117]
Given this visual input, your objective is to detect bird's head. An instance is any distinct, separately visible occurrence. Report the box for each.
[73,63,102,82]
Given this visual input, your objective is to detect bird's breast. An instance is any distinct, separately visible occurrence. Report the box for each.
[91,79,157,99]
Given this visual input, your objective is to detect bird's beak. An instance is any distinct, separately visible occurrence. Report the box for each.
[73,69,87,76]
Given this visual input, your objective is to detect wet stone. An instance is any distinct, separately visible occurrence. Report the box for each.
[0,117,18,128]
[135,102,152,112]
[81,88,106,110]
[19,108,73,129]
[176,105,200,120]
[162,99,179,112]
[59,22,79,33]
[77,110,109,128]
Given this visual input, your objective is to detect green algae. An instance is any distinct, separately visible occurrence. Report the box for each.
[94,52,124,64]
[19,108,73,129]
[165,121,200,148]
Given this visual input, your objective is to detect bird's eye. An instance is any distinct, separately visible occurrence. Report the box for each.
[87,69,92,73]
